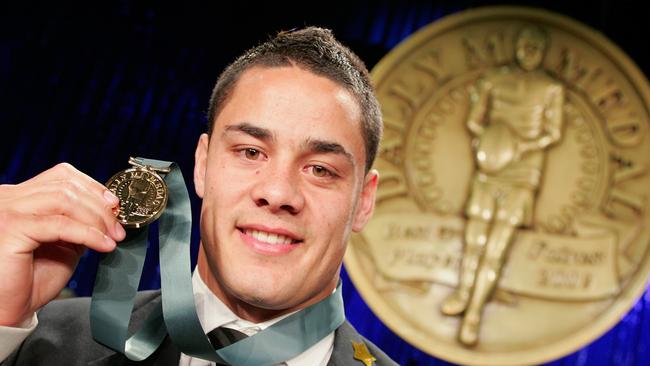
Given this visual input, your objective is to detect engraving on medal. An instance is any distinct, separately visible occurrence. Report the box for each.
[344,6,650,365]
[106,163,168,228]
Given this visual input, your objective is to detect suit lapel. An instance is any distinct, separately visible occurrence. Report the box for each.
[329,321,392,366]
[328,321,357,366]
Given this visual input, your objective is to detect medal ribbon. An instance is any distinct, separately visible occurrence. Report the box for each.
[90,158,345,365]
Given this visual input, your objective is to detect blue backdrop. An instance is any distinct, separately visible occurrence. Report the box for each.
[1,1,649,365]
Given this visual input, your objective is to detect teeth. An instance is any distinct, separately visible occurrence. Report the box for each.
[245,229,296,245]
[259,231,268,243]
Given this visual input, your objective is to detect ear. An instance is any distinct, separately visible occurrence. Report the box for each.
[352,169,378,232]
[193,133,209,198]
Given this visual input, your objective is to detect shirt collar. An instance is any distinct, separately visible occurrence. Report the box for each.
[191,270,334,366]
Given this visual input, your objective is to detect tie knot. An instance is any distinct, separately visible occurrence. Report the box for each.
[207,327,248,350]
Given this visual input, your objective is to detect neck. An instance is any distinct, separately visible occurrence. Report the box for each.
[196,244,337,323]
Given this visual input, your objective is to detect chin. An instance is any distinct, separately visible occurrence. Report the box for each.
[223,271,295,309]
[238,293,288,310]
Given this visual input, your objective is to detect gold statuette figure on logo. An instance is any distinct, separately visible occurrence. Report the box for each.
[345,6,650,365]
[441,25,564,346]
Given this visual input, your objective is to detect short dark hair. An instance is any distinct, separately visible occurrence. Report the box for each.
[206,27,382,173]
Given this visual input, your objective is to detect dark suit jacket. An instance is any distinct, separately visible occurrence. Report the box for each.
[4,291,397,366]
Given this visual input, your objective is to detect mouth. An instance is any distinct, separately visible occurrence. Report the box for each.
[240,228,301,244]
[237,225,303,254]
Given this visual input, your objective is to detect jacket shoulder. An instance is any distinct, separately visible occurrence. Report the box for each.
[330,321,398,366]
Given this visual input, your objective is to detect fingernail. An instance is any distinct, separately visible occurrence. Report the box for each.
[114,221,126,240]
[103,234,116,250]
[103,190,119,205]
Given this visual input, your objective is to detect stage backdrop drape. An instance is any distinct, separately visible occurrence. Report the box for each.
[1,1,649,365]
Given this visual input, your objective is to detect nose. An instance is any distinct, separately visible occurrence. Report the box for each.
[250,162,305,215]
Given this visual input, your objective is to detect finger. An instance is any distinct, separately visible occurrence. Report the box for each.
[7,178,126,241]
[46,179,125,241]
[6,177,125,240]
[10,213,116,253]
[21,163,120,208]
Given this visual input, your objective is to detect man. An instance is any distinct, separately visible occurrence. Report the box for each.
[440,25,564,345]
[0,27,396,365]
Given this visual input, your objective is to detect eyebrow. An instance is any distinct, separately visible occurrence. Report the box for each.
[223,122,274,141]
[305,138,355,167]
[223,122,356,168]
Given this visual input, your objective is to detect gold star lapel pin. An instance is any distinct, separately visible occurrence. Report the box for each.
[352,341,377,366]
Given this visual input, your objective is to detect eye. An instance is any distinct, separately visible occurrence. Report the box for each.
[310,165,334,178]
[243,148,261,160]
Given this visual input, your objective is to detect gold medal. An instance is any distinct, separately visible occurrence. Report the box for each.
[106,157,169,228]
[345,6,650,365]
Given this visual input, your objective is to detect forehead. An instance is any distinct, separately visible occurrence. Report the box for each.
[214,66,366,164]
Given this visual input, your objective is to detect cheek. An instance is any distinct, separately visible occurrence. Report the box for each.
[201,170,238,228]
[311,191,356,240]
[204,158,243,198]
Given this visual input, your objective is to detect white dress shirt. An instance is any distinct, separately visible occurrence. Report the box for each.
[0,314,37,361]
[0,271,334,365]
